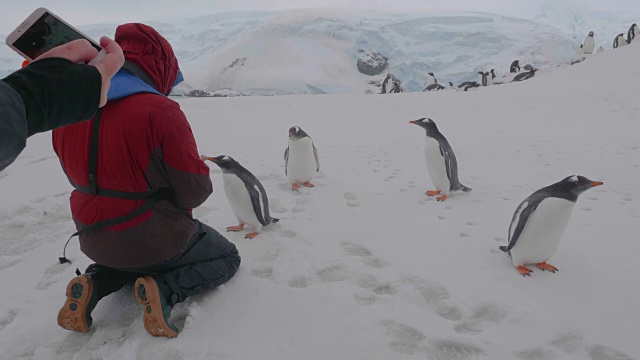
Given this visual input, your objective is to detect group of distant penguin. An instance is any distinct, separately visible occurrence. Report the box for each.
[579,23,639,55]
[201,116,603,277]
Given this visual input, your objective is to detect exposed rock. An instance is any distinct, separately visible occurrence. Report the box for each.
[357,50,388,76]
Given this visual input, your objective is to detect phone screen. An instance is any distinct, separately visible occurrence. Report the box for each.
[12,11,101,59]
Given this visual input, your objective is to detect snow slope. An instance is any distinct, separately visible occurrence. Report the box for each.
[1,7,638,93]
[0,36,639,360]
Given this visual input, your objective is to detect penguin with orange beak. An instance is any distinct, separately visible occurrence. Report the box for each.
[500,176,603,276]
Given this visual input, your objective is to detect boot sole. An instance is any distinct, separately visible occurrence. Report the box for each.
[57,275,93,333]
[134,276,178,338]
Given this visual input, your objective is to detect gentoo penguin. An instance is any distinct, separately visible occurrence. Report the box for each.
[512,69,537,82]
[628,23,639,44]
[390,81,402,93]
[613,33,626,48]
[500,176,603,276]
[478,71,489,86]
[457,81,480,91]
[409,118,471,201]
[448,81,455,89]
[381,74,392,94]
[581,31,595,54]
[510,60,520,73]
[285,126,319,191]
[490,69,496,79]
[426,72,437,86]
[523,64,535,72]
[425,83,445,91]
[204,155,280,239]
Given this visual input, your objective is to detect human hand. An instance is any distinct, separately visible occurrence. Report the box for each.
[36,37,124,107]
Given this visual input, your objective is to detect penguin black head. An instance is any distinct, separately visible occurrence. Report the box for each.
[490,69,496,78]
[448,81,453,86]
[554,175,603,198]
[206,155,241,173]
[409,117,440,136]
[588,31,594,37]
[428,72,435,76]
[289,126,309,140]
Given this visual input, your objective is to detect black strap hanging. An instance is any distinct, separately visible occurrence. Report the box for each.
[59,108,168,264]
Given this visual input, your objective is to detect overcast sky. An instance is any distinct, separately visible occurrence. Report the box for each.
[3,0,639,34]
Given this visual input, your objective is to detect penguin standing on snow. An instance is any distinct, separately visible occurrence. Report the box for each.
[478,71,490,86]
[510,60,520,73]
[204,155,279,239]
[285,126,319,191]
[426,72,437,86]
[628,23,639,44]
[490,69,496,80]
[500,176,603,276]
[613,33,626,48]
[409,118,471,202]
[581,31,595,54]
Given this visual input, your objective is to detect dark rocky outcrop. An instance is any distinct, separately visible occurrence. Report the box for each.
[357,50,388,76]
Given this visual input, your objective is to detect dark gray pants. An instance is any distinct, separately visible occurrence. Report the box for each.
[86,219,240,307]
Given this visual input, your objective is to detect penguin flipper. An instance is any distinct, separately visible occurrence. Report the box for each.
[505,200,539,252]
[313,144,320,172]
[284,147,289,176]
[244,178,268,226]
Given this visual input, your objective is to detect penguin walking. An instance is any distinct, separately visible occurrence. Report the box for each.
[628,23,639,44]
[409,118,471,201]
[478,71,489,86]
[613,33,626,48]
[285,126,319,191]
[510,60,520,73]
[204,155,279,239]
[500,176,603,276]
[512,69,537,82]
[581,31,595,54]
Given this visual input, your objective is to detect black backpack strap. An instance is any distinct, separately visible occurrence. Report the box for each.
[59,108,170,264]
[59,189,167,264]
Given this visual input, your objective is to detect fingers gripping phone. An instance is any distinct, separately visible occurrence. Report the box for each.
[6,8,106,65]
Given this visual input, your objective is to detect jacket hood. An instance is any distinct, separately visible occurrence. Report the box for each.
[115,23,179,95]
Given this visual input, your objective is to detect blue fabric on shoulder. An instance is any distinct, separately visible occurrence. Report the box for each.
[107,69,183,101]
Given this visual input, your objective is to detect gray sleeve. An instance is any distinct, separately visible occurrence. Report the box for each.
[0,81,28,172]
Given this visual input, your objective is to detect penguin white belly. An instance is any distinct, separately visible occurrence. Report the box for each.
[582,38,595,54]
[287,138,317,184]
[424,138,450,193]
[223,173,262,231]
[510,198,575,266]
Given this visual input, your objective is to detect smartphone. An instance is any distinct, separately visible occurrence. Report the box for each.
[6,7,105,65]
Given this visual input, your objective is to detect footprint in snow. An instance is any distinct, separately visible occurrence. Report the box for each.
[340,241,372,257]
[454,303,509,335]
[344,191,361,208]
[288,275,310,288]
[316,263,351,283]
[0,310,17,331]
[251,265,273,278]
[353,290,377,305]
[402,274,462,321]
[36,263,72,290]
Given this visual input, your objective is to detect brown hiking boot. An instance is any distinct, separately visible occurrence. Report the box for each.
[57,275,95,333]
[134,276,178,338]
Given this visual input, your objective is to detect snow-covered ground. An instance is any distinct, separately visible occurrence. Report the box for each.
[1,36,640,360]
[1,7,639,93]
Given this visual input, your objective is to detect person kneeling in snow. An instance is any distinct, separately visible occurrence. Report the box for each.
[53,23,240,338]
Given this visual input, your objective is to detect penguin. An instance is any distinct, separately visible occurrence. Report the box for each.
[490,69,496,80]
[425,83,445,91]
[478,71,490,86]
[457,81,480,91]
[512,69,537,82]
[628,23,639,44]
[448,81,455,89]
[380,73,392,94]
[204,155,280,239]
[510,60,520,73]
[581,31,595,54]
[613,33,626,48]
[500,176,603,276]
[285,126,319,191]
[523,64,535,72]
[390,81,402,93]
[426,72,437,86]
[409,118,471,201]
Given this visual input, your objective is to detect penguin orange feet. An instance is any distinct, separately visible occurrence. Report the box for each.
[226,224,245,232]
[303,182,315,187]
[517,265,533,277]
[436,194,448,202]
[245,232,259,239]
[292,184,300,191]
[536,262,558,273]
[426,190,441,196]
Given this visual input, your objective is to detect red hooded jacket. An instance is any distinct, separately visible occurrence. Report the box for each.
[52,24,212,268]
